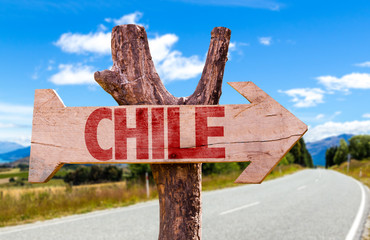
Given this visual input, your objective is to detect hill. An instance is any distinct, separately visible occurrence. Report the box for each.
[8,156,30,167]
[0,141,24,154]
[0,146,30,163]
[306,134,353,166]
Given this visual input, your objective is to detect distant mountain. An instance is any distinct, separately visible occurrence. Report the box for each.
[9,156,29,167]
[0,141,24,154]
[306,134,353,166]
[0,146,30,163]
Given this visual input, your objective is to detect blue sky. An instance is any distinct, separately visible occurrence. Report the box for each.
[1,0,370,145]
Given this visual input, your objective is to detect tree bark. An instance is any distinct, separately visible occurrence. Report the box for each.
[94,24,231,240]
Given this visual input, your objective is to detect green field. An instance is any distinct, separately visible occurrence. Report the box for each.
[0,164,303,227]
[0,168,28,179]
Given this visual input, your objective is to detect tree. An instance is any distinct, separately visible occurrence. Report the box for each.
[128,164,151,181]
[103,166,123,182]
[202,162,240,175]
[17,164,29,171]
[65,167,89,185]
[237,161,250,170]
[89,165,104,182]
[286,152,295,164]
[349,135,370,160]
[289,138,313,167]
[290,139,302,165]
[64,165,123,185]
[325,146,337,168]
[333,139,348,165]
[278,152,295,166]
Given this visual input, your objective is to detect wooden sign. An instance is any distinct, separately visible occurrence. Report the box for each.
[29,81,307,184]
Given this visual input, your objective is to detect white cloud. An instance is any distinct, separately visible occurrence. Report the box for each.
[105,11,144,26]
[228,42,237,60]
[54,31,111,54]
[354,61,370,67]
[148,34,204,82]
[279,88,325,107]
[227,41,249,60]
[49,64,96,85]
[149,34,179,63]
[316,73,370,92]
[31,64,43,80]
[0,134,31,146]
[55,12,145,55]
[259,37,272,46]
[32,72,39,80]
[156,51,204,82]
[0,103,33,115]
[334,111,341,117]
[0,102,33,146]
[229,42,236,51]
[54,32,204,83]
[47,59,55,71]
[0,123,16,128]
[54,13,204,83]
[98,24,107,32]
[305,120,370,142]
[363,113,370,118]
[302,111,341,123]
[315,114,324,120]
[10,136,31,146]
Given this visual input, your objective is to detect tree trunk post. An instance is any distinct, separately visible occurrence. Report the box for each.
[94,24,231,240]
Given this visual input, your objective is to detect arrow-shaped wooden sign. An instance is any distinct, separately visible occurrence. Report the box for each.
[29,82,307,184]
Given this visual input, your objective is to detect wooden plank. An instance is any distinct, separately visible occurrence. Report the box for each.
[29,81,307,183]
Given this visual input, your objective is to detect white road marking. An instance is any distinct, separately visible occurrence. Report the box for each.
[0,202,157,235]
[345,179,367,240]
[219,201,260,216]
[297,185,307,191]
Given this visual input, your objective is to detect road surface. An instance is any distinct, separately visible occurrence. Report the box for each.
[0,169,368,240]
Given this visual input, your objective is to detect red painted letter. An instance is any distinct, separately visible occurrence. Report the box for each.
[152,108,164,159]
[168,106,225,159]
[85,108,113,161]
[195,106,225,158]
[115,108,149,159]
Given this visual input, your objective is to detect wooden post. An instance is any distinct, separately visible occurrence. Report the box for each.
[94,24,231,240]
[145,172,150,198]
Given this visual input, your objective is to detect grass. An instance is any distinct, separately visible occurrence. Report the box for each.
[331,158,370,188]
[202,164,303,191]
[0,179,66,189]
[0,181,158,227]
[0,166,71,187]
[0,168,20,173]
[0,169,28,180]
[0,164,303,227]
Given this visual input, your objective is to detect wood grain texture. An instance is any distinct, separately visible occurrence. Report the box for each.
[96,25,231,240]
[94,25,231,107]
[29,82,307,184]
[94,25,178,106]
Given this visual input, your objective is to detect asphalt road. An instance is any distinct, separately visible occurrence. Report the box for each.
[0,169,368,240]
